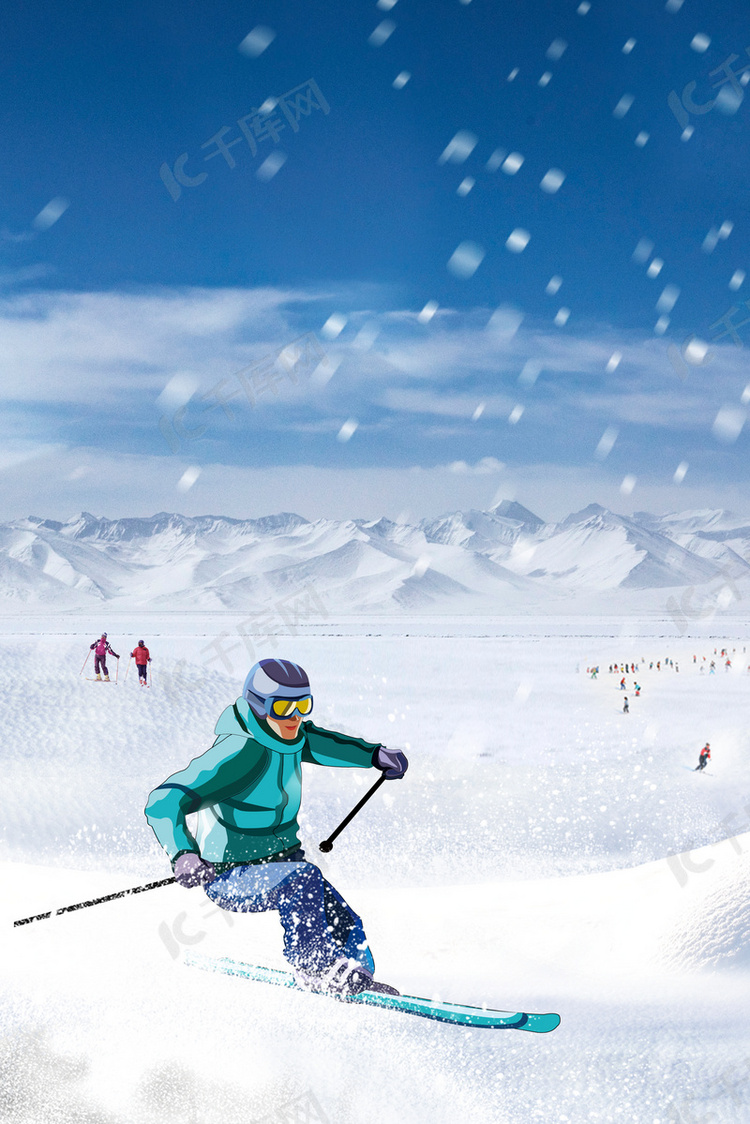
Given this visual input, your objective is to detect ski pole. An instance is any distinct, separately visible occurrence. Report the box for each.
[13,876,176,928]
[125,655,132,682]
[115,656,120,685]
[319,772,388,853]
[79,650,90,676]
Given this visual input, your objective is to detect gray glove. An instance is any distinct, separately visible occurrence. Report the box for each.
[173,852,216,887]
[373,746,408,779]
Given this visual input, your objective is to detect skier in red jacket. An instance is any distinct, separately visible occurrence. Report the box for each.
[131,640,151,686]
[694,744,711,772]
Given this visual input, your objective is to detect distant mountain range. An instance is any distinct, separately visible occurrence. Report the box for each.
[1,503,749,614]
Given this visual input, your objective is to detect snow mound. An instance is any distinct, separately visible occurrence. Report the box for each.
[662,840,750,970]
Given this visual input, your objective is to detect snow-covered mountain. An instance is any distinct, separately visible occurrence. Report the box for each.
[1,504,749,612]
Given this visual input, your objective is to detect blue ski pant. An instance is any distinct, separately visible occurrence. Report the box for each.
[204,855,375,977]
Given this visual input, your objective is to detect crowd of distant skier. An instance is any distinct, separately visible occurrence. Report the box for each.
[581,645,746,776]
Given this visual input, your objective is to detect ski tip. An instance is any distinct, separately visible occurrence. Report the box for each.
[498,1010,561,1033]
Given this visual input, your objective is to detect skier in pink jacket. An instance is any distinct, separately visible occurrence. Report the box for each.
[89,633,119,681]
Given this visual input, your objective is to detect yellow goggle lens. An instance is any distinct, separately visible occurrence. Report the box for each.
[270,696,312,717]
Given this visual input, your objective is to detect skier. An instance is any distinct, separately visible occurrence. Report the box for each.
[694,743,711,772]
[634,683,641,696]
[89,633,119,681]
[145,658,408,998]
[130,640,152,686]
[619,677,626,690]
[623,697,629,714]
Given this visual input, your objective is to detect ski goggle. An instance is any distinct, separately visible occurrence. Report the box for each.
[265,695,313,719]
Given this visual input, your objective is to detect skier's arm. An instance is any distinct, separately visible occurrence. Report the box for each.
[302,722,383,769]
[144,734,265,861]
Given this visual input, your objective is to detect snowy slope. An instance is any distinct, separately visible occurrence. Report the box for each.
[4,621,750,1123]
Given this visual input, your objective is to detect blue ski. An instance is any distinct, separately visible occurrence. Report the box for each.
[185,953,561,1033]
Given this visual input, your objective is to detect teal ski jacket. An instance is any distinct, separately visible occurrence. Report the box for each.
[144,697,381,866]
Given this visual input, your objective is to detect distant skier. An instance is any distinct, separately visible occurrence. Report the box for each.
[131,640,152,686]
[89,633,119,681]
[634,683,641,696]
[710,661,716,675]
[623,697,629,714]
[145,658,408,998]
[619,677,626,690]
[694,743,711,772]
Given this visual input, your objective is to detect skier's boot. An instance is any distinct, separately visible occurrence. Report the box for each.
[95,674,102,680]
[296,957,399,999]
[104,675,110,682]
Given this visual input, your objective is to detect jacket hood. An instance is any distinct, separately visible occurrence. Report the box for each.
[214,696,307,754]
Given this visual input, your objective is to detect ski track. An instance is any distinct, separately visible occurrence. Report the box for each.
[3,619,750,1123]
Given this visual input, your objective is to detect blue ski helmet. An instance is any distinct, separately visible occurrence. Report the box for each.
[242,659,311,719]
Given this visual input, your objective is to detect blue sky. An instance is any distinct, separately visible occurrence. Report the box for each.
[2,0,750,522]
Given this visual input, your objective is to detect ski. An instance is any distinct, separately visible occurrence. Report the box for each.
[185,953,561,1033]
[85,678,115,683]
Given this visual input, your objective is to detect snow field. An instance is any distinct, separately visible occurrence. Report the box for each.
[3,620,750,1122]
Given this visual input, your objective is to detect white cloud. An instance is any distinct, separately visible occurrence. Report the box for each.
[380,388,516,418]
[0,285,332,405]
[0,264,51,285]
[0,440,63,473]
[1,283,749,522]
[4,284,742,437]
[2,446,749,525]
[448,457,505,475]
